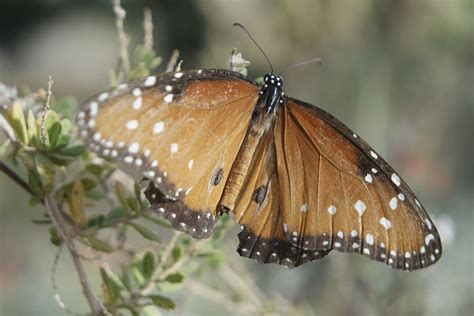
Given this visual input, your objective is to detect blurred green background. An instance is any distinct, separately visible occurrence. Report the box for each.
[0,0,472,315]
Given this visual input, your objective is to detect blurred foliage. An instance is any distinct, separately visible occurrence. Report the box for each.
[0,0,472,316]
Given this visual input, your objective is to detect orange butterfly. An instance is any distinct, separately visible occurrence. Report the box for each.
[76,67,442,270]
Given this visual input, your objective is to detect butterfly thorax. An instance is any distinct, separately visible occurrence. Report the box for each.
[258,73,284,115]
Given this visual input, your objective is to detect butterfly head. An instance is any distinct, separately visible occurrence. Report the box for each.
[263,73,283,88]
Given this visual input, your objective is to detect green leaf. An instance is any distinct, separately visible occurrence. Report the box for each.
[100,267,122,304]
[8,101,28,144]
[31,218,52,224]
[53,97,77,117]
[0,139,11,157]
[47,121,62,148]
[127,197,141,213]
[120,265,132,292]
[49,226,62,246]
[84,189,105,200]
[144,214,171,229]
[104,207,127,223]
[164,272,184,284]
[58,144,85,157]
[143,251,155,279]
[43,151,76,166]
[28,195,42,207]
[115,181,130,212]
[67,179,86,226]
[172,245,182,262]
[149,295,176,310]
[27,169,43,196]
[80,178,97,190]
[86,214,105,229]
[86,163,104,176]
[43,110,60,131]
[129,222,161,242]
[26,110,38,145]
[86,235,114,252]
[131,266,146,288]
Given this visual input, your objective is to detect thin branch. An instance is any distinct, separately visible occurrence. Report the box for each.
[40,76,53,144]
[219,264,264,309]
[165,49,180,72]
[143,8,154,51]
[113,0,131,76]
[45,195,106,316]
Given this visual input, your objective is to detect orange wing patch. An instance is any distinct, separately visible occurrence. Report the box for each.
[77,70,258,238]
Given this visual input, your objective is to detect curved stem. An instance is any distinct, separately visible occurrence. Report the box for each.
[45,195,106,316]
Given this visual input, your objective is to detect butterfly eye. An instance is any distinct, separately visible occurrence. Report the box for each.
[213,168,224,186]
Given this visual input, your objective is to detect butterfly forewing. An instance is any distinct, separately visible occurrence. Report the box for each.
[77,70,258,238]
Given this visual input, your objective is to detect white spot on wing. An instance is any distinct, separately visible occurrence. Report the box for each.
[126,120,138,130]
[128,142,140,154]
[164,94,174,103]
[354,200,366,216]
[351,229,358,237]
[365,234,374,245]
[379,217,392,230]
[133,97,142,110]
[144,76,156,86]
[365,174,373,183]
[188,159,194,170]
[170,143,178,153]
[153,122,164,134]
[98,92,109,102]
[391,173,401,186]
[174,72,183,78]
[327,205,337,215]
[132,88,142,96]
[300,203,309,212]
[425,233,435,245]
[89,102,98,117]
[390,197,398,210]
[370,150,378,159]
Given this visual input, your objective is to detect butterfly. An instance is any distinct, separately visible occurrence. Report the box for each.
[76,64,442,271]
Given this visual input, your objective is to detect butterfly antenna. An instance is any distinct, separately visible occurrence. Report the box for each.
[279,57,323,75]
[233,22,274,73]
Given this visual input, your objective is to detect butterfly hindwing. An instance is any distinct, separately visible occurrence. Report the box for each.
[233,124,329,267]
[77,69,259,238]
[277,99,441,269]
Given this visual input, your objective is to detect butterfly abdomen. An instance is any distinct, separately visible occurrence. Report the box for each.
[219,120,268,211]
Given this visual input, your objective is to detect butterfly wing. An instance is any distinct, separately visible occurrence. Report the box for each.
[233,124,330,267]
[77,69,259,238]
[234,97,441,270]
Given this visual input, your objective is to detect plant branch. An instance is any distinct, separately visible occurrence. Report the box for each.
[113,0,131,76]
[143,8,153,51]
[165,49,180,72]
[45,194,106,316]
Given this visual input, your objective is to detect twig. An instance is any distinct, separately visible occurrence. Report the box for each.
[143,8,153,51]
[219,264,264,309]
[45,195,106,316]
[113,0,131,76]
[140,231,181,295]
[185,279,241,312]
[40,76,53,144]
[165,49,180,72]
[51,245,89,316]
